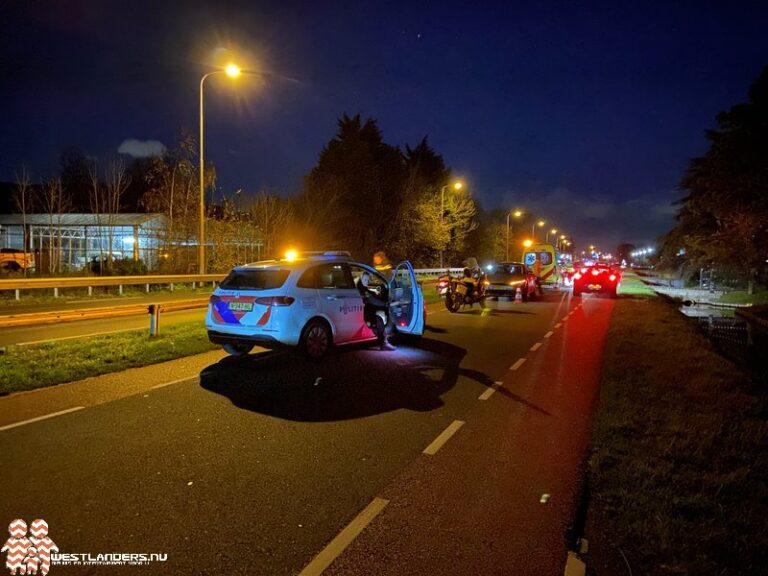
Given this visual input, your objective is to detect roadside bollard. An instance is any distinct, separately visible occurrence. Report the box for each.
[148,304,160,337]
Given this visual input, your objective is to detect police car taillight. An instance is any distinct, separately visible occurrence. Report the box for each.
[255,296,295,306]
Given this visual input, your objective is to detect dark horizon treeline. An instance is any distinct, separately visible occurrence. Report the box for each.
[5,114,515,272]
[659,64,768,288]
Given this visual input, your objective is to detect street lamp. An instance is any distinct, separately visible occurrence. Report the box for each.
[199,63,243,274]
[505,209,523,261]
[439,181,463,268]
[546,227,558,244]
[531,219,545,242]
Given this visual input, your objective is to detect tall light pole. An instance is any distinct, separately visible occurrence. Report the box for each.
[199,63,242,274]
[439,181,463,268]
[531,219,545,243]
[505,209,523,261]
[546,227,558,244]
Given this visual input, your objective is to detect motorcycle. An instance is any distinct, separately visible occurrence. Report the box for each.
[443,273,487,313]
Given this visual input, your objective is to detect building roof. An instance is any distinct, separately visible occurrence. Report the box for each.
[0,213,167,227]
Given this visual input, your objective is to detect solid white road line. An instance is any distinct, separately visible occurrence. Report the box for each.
[510,358,526,371]
[150,377,198,390]
[423,420,465,455]
[299,497,390,576]
[530,342,542,352]
[554,322,562,328]
[544,331,554,339]
[0,406,85,432]
[478,383,501,400]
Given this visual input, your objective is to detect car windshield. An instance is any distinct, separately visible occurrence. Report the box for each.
[220,269,290,290]
[500,264,525,275]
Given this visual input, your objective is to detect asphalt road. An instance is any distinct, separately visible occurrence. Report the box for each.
[0,289,613,575]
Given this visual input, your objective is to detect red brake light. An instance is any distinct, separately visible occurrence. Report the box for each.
[580,268,588,274]
[573,272,582,280]
[591,269,599,276]
[609,274,617,282]
[255,296,295,306]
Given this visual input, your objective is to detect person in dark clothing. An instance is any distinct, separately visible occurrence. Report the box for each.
[356,271,395,350]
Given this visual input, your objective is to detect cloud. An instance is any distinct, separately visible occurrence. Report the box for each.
[117,138,167,158]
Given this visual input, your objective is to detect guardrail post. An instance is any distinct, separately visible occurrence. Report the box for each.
[145,283,150,293]
[88,286,92,296]
[54,287,59,298]
[192,281,196,289]
[170,283,174,292]
[148,304,160,337]
[15,289,20,301]
[119,284,123,295]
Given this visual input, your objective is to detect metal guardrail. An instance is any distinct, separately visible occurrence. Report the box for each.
[0,274,224,299]
[0,269,459,300]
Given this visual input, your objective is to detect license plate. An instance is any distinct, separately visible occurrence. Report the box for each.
[228,301,253,312]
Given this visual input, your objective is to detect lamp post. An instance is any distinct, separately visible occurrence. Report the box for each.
[531,219,545,243]
[439,181,463,268]
[546,227,558,244]
[199,63,242,274]
[505,209,523,261]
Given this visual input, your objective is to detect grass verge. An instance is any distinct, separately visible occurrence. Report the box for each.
[718,287,768,306]
[617,271,656,297]
[586,295,768,574]
[0,322,217,395]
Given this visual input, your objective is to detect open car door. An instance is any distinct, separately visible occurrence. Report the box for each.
[389,261,424,336]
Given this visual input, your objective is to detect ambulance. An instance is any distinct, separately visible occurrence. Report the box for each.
[522,243,559,285]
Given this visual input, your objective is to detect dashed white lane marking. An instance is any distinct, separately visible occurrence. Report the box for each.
[554,322,562,328]
[0,406,85,432]
[530,342,542,352]
[478,383,502,400]
[561,316,569,322]
[151,377,197,390]
[423,420,465,455]
[299,497,389,576]
[544,331,554,338]
[510,358,526,371]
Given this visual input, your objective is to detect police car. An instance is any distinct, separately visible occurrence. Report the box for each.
[206,251,425,359]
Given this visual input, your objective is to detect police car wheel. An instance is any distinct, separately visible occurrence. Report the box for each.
[302,319,332,360]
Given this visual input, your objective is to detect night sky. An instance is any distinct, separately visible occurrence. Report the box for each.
[2,1,767,250]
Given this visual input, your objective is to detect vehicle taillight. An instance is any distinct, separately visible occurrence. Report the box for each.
[609,274,617,282]
[591,269,600,276]
[580,268,588,274]
[255,296,295,306]
[437,280,448,287]
[573,272,582,280]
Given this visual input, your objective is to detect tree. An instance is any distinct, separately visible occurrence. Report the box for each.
[13,167,35,276]
[41,177,71,274]
[243,191,292,259]
[300,114,406,258]
[663,65,768,282]
[141,133,201,272]
[59,147,92,211]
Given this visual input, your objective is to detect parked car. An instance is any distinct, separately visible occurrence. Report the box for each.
[0,248,35,272]
[572,263,621,297]
[206,251,424,359]
[483,262,538,301]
